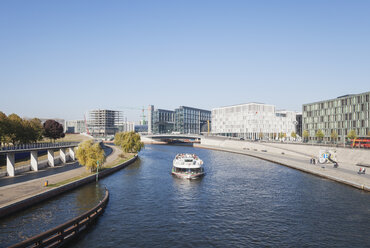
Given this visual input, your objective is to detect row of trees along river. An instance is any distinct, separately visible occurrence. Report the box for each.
[0,112,64,146]
[302,129,362,142]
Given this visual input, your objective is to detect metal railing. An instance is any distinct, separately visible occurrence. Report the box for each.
[0,142,79,152]
[9,187,109,248]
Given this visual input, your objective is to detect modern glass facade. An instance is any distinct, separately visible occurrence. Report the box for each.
[152,109,175,134]
[148,105,211,134]
[302,92,370,141]
[296,114,302,137]
[174,106,211,134]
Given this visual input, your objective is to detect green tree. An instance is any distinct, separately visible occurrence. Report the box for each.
[1,113,47,145]
[330,130,338,143]
[28,118,43,143]
[315,129,325,142]
[347,130,357,140]
[291,131,297,140]
[114,131,144,153]
[76,140,106,172]
[0,112,8,145]
[278,132,286,140]
[302,130,309,142]
[7,113,23,145]
[114,132,125,146]
[19,119,32,144]
[278,132,283,139]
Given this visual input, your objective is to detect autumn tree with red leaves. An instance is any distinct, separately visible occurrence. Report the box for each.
[43,119,65,141]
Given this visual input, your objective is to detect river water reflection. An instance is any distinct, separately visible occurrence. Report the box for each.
[73,145,370,247]
[2,144,370,247]
[0,184,105,247]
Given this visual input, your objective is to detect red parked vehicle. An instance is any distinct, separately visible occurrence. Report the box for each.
[351,137,370,148]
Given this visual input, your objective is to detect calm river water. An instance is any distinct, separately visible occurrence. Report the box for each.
[1,144,370,247]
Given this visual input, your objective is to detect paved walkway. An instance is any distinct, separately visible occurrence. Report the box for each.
[0,145,120,209]
[0,161,81,187]
[195,144,370,191]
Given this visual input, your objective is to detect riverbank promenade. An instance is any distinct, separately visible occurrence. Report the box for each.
[0,145,121,211]
[196,137,370,191]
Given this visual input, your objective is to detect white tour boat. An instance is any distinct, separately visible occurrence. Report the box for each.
[172,153,205,179]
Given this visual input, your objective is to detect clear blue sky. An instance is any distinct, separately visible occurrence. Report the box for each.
[1,0,369,122]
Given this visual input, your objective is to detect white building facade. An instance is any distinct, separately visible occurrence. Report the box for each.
[117,121,135,133]
[65,120,85,133]
[212,103,297,140]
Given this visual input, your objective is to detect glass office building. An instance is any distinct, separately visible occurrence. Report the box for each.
[302,91,370,141]
[295,114,303,137]
[152,109,175,134]
[174,106,211,134]
[148,105,211,134]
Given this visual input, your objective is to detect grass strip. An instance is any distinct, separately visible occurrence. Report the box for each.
[47,152,136,187]
[101,154,135,169]
[47,172,91,187]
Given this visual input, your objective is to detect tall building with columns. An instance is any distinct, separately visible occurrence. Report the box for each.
[211,103,297,140]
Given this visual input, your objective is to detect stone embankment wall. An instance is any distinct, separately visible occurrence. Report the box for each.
[201,137,369,166]
[0,155,138,218]
[198,136,370,191]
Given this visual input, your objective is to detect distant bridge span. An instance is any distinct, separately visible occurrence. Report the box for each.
[141,134,202,143]
[145,134,202,140]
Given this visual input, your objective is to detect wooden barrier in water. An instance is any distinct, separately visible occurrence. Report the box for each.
[9,188,109,248]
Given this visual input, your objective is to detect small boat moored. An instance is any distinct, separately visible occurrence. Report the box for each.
[172,153,205,179]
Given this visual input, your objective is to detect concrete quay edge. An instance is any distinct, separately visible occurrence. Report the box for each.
[0,155,138,219]
[194,144,370,192]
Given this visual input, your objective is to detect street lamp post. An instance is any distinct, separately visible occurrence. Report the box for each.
[96,160,100,182]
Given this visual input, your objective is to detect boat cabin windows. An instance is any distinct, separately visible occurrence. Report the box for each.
[173,167,204,174]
